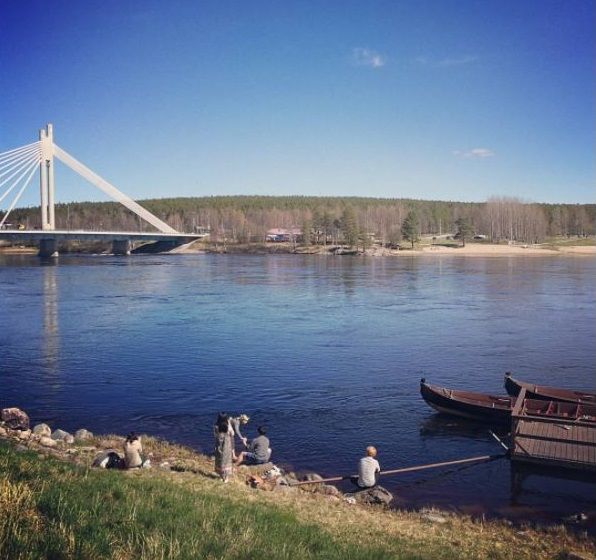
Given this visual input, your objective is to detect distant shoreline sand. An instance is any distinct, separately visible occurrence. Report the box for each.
[1,243,595,257]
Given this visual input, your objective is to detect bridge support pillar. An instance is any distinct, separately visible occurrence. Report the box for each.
[38,238,58,258]
[112,239,131,255]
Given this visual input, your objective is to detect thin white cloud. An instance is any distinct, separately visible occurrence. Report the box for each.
[453,148,495,159]
[415,55,478,68]
[352,48,386,69]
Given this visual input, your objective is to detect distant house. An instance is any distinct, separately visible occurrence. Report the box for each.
[266,227,302,242]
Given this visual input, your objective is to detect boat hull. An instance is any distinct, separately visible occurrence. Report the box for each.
[504,373,596,405]
[420,381,512,425]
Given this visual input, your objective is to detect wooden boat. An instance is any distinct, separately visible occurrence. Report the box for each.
[420,379,514,424]
[504,372,596,405]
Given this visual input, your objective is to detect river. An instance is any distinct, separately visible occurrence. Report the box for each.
[1,253,594,525]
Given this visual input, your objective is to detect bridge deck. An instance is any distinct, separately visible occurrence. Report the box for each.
[0,229,206,242]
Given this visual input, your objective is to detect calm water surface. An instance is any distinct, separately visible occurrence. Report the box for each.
[1,254,595,526]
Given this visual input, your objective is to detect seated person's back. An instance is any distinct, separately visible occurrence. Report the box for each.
[357,446,380,488]
[250,433,270,463]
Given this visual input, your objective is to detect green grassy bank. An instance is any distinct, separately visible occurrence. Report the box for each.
[1,441,594,560]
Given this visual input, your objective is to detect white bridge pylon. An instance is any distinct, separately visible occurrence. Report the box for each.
[0,124,177,234]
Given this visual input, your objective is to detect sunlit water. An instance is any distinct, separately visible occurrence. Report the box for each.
[1,253,595,527]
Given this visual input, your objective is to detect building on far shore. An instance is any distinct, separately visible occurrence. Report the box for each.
[266,228,302,242]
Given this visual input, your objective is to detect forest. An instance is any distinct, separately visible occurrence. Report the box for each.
[6,195,596,246]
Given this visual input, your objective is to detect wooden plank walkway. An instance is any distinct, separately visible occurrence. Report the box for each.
[511,388,596,472]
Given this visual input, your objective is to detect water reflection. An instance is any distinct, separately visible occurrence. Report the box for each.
[41,263,60,386]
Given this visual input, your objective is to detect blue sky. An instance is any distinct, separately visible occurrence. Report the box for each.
[1,0,594,206]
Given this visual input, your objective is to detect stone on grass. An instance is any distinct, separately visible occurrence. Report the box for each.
[74,429,93,441]
[318,484,341,497]
[17,429,31,441]
[33,423,52,437]
[39,436,57,448]
[51,429,73,442]
[421,511,448,524]
[346,485,393,506]
[0,426,7,437]
[1,407,30,430]
[302,473,323,482]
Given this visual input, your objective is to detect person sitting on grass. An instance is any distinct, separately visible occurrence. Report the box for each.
[123,432,144,469]
[351,446,380,489]
[235,425,271,466]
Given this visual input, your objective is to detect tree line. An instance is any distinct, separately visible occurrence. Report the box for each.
[7,195,595,246]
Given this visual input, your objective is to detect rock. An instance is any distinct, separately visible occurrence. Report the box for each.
[39,436,57,448]
[1,407,30,430]
[33,423,52,437]
[302,473,323,482]
[318,484,341,497]
[15,444,28,452]
[51,429,73,442]
[74,429,93,441]
[343,496,357,505]
[421,512,448,524]
[17,429,31,441]
[0,426,7,437]
[346,485,393,506]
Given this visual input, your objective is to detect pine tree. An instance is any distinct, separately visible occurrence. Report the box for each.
[401,210,419,249]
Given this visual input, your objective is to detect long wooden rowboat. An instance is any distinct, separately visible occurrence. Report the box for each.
[504,372,596,405]
[420,379,514,424]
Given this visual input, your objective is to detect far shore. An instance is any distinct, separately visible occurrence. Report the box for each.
[1,241,595,257]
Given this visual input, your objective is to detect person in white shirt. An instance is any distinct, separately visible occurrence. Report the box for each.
[352,446,380,488]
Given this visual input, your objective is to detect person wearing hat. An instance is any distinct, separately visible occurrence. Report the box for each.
[352,446,380,488]
[229,414,250,447]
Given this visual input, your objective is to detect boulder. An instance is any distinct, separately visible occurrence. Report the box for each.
[1,407,30,430]
[33,423,52,437]
[74,429,93,441]
[0,426,7,437]
[318,484,341,497]
[17,429,31,441]
[346,485,393,506]
[302,473,323,482]
[39,436,57,448]
[51,429,73,443]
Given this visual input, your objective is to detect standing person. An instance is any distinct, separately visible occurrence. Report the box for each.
[124,432,144,469]
[352,446,380,488]
[228,414,250,447]
[235,426,271,465]
[214,413,235,482]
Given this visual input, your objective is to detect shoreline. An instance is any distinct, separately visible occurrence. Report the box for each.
[1,414,594,559]
[1,242,595,257]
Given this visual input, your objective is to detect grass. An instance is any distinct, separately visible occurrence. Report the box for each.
[542,236,596,248]
[1,440,594,560]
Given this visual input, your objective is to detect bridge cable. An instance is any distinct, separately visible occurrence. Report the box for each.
[0,152,42,204]
[53,143,178,234]
[0,144,41,173]
[0,159,40,228]
[0,147,40,177]
[0,141,41,161]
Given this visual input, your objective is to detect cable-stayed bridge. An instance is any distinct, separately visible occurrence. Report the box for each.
[0,124,205,256]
